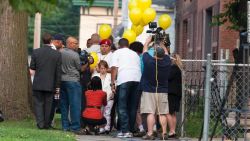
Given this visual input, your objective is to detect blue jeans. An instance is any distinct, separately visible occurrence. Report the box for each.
[60,81,82,131]
[116,81,140,133]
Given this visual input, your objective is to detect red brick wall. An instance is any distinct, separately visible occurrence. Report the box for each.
[175,0,239,60]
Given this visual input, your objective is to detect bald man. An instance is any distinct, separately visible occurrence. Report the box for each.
[60,37,84,134]
[85,33,101,53]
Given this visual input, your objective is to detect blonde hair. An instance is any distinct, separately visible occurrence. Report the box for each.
[171,54,183,70]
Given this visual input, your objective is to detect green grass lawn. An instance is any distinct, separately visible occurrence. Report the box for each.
[0,115,76,141]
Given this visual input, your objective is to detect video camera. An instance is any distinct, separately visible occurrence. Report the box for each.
[79,50,94,65]
[146,22,171,47]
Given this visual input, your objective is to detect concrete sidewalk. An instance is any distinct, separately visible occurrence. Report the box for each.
[76,135,247,141]
[76,135,195,141]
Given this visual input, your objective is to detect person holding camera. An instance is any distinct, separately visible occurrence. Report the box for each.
[140,36,171,140]
[60,37,85,135]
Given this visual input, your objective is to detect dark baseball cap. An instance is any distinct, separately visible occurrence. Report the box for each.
[53,34,64,41]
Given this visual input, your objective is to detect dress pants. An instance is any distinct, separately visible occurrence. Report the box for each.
[33,90,54,129]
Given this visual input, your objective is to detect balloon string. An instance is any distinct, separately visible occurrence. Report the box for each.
[154,43,165,141]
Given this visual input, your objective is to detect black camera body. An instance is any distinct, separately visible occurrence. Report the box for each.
[79,50,94,65]
[146,22,171,47]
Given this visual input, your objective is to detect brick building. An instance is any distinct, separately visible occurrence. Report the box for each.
[175,0,239,60]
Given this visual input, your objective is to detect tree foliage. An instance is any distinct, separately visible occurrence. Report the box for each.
[212,0,247,31]
[27,1,82,53]
[8,0,94,14]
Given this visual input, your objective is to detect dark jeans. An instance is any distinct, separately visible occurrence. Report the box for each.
[116,81,140,133]
[60,81,82,131]
[33,90,54,129]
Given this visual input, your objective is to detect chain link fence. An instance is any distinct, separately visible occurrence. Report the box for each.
[209,62,250,141]
[178,56,250,141]
[177,59,206,138]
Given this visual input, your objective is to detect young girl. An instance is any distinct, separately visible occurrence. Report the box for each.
[82,76,107,134]
[93,60,113,134]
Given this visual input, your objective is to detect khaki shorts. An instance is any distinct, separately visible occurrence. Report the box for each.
[140,92,169,115]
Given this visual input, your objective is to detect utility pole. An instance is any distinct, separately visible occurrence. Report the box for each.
[121,0,128,29]
[33,12,41,49]
[79,6,85,49]
[113,0,119,29]
[248,1,250,43]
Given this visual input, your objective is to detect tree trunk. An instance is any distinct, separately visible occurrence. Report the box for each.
[0,0,32,120]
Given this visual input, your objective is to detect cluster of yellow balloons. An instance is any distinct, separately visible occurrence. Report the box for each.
[123,0,156,44]
[99,24,112,40]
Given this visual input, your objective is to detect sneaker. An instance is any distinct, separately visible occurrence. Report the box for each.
[142,134,155,140]
[99,128,105,134]
[123,132,133,138]
[116,132,124,138]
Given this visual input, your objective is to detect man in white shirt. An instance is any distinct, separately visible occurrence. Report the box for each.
[85,33,101,53]
[111,38,141,138]
[98,39,113,67]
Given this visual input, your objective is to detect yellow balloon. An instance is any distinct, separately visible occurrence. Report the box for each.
[129,8,142,26]
[138,0,152,11]
[89,52,99,70]
[140,20,147,27]
[99,24,112,40]
[131,24,144,36]
[158,14,172,30]
[123,29,136,44]
[128,0,138,11]
[142,8,156,25]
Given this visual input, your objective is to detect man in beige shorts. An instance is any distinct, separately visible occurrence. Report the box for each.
[140,36,171,140]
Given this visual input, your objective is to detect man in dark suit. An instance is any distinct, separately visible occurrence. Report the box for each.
[30,33,61,129]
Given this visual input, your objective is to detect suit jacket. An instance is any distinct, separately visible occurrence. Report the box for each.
[168,64,182,97]
[30,45,62,92]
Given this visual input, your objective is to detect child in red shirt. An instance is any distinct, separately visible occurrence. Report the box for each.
[82,76,107,134]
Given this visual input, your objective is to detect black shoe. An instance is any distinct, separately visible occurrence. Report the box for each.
[73,129,87,135]
[133,131,146,137]
[44,125,57,130]
[168,133,177,139]
[105,130,110,134]
[37,124,45,129]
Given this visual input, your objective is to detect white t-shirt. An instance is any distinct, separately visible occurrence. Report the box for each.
[92,52,113,77]
[97,52,113,67]
[111,48,141,85]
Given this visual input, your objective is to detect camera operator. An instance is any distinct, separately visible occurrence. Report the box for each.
[140,35,171,140]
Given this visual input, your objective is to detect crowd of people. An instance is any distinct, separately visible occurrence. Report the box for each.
[29,32,183,140]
